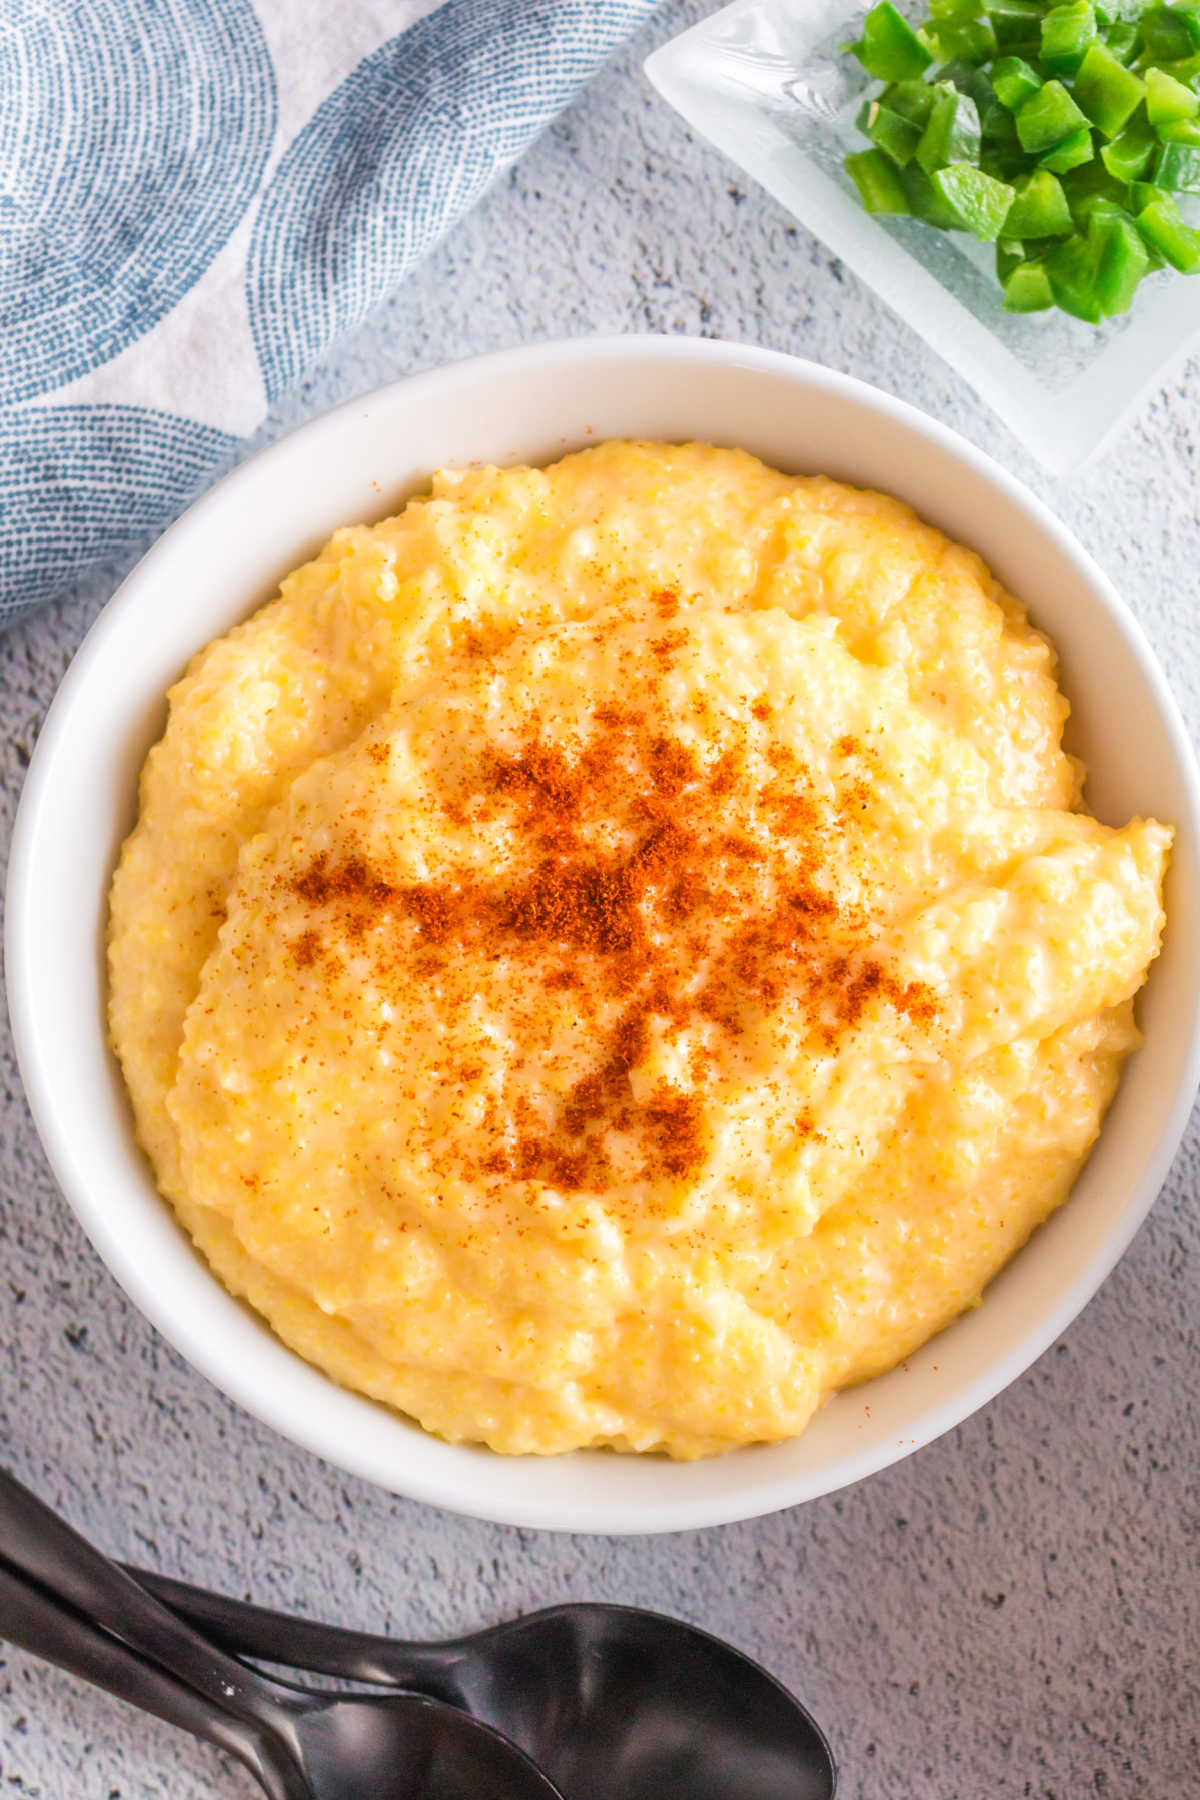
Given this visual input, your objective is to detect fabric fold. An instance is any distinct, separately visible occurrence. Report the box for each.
[1,0,660,620]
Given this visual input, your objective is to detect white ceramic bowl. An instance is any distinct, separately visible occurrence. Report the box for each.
[8,337,1200,1534]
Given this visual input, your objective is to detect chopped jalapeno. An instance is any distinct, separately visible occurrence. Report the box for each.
[1163,51,1200,81]
[842,0,1200,319]
[1064,158,1132,216]
[1016,80,1090,151]
[1157,116,1200,142]
[1139,3,1200,60]
[1003,258,1057,305]
[1100,108,1159,176]
[884,77,939,123]
[846,147,912,211]
[902,159,969,223]
[1004,166,1077,231]
[1074,43,1147,134]
[1091,203,1152,306]
[987,0,1049,50]
[1145,64,1200,122]
[1040,123,1098,167]
[1155,137,1200,184]
[1136,190,1200,263]
[996,234,1028,279]
[861,98,926,162]
[931,160,1017,232]
[941,59,1020,137]
[937,56,995,107]
[1105,17,1142,61]
[1046,234,1106,316]
[984,101,1023,144]
[916,82,984,168]
[991,54,1044,107]
[930,13,1001,61]
[845,1,935,79]
[1040,0,1099,77]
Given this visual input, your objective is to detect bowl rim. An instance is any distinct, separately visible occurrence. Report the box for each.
[8,333,1200,1534]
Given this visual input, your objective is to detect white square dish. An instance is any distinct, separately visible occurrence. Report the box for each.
[645,0,1200,473]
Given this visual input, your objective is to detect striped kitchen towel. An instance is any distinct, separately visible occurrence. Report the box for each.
[1,0,659,620]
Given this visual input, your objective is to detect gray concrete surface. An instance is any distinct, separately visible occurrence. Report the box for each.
[1,3,1197,1795]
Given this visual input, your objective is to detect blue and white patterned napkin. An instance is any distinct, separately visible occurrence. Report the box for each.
[1,0,659,620]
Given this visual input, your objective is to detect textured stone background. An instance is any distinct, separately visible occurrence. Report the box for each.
[1,3,1197,1796]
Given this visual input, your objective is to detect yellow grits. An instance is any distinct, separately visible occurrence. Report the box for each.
[107,442,1169,1458]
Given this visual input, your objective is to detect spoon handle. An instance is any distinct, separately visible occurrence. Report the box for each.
[0,1469,307,1773]
[0,1554,272,1788]
[128,1565,466,1698]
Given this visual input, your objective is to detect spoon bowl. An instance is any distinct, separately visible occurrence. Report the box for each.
[268,1689,565,1800]
[135,1573,837,1800]
[448,1602,836,1800]
[0,1468,563,1800]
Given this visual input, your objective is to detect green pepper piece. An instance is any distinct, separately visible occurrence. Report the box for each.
[902,159,968,224]
[844,1,935,80]
[1100,108,1158,178]
[981,144,1030,177]
[937,56,993,105]
[996,235,1028,280]
[928,13,1000,61]
[1139,4,1199,61]
[884,78,938,125]
[939,59,1016,139]
[845,148,912,212]
[1157,50,1200,83]
[1016,80,1089,152]
[1040,125,1097,169]
[930,161,1017,234]
[916,82,983,170]
[1094,0,1143,25]
[861,99,925,164]
[1090,204,1152,308]
[1136,191,1200,264]
[960,15,1003,60]
[1104,17,1141,62]
[983,101,1023,145]
[1046,234,1105,317]
[1003,259,1057,307]
[992,54,1043,109]
[1154,138,1200,186]
[1130,179,1171,207]
[1074,44,1146,135]
[987,0,1050,50]
[1145,65,1200,124]
[1040,0,1097,76]
[1075,182,1138,220]
[1003,166,1076,232]
[1082,195,1128,223]
[1063,159,1133,219]
[1157,117,1200,143]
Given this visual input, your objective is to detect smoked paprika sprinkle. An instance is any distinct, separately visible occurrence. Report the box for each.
[282,604,936,1201]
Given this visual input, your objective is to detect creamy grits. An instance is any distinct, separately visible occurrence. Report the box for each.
[108,442,1170,1458]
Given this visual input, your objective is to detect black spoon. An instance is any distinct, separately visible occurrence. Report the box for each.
[133,1568,838,1800]
[0,1468,564,1800]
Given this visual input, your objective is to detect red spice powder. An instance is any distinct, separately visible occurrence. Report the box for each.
[291,928,323,969]
[283,671,935,1193]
